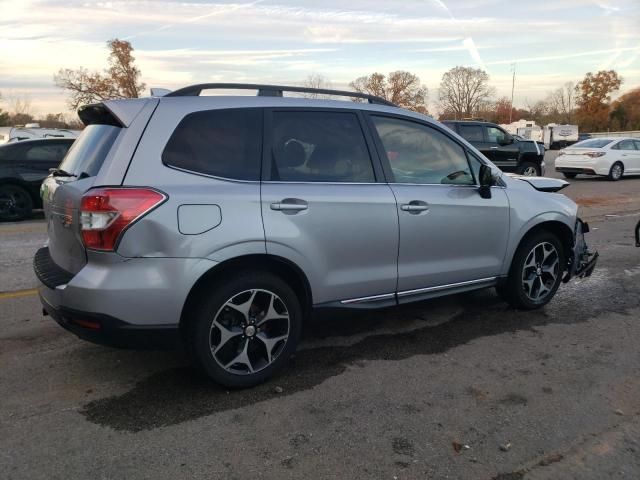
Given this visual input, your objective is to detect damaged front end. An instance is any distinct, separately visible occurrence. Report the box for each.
[563,219,598,282]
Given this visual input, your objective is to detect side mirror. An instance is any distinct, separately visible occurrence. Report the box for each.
[478,164,495,199]
[498,134,513,146]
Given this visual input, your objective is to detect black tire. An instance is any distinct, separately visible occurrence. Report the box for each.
[0,184,33,222]
[562,172,577,179]
[608,162,623,181]
[186,271,303,388]
[499,231,565,310]
[516,161,541,177]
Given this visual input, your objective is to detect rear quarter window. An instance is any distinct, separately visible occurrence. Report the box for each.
[162,108,262,181]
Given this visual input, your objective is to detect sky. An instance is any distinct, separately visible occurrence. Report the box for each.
[0,0,639,116]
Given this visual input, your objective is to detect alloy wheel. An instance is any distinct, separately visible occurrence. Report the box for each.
[611,164,623,180]
[522,166,538,176]
[209,289,290,375]
[521,242,559,302]
[0,188,31,221]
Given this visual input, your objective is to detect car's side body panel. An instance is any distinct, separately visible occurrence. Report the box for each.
[37,94,583,331]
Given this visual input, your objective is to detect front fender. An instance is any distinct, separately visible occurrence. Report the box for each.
[502,209,576,276]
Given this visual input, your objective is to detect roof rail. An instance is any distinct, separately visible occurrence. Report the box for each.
[164,83,396,107]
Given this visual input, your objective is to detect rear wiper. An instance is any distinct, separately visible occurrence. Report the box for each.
[49,168,76,177]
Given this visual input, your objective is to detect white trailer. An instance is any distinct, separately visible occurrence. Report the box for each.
[516,125,544,142]
[0,124,80,145]
[543,124,579,149]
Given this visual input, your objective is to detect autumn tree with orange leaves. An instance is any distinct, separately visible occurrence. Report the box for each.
[574,70,622,132]
[55,39,146,110]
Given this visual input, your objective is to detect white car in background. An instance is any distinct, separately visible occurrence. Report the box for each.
[555,137,640,181]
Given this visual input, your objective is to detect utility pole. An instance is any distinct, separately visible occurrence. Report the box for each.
[509,63,516,124]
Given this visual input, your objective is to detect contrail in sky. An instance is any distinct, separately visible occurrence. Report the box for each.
[123,0,265,41]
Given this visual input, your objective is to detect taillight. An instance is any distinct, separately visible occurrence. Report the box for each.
[80,188,166,251]
[585,152,606,158]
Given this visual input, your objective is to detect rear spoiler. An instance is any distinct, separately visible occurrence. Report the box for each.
[78,98,155,128]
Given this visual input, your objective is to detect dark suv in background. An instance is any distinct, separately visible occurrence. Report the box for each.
[0,138,75,221]
[443,120,545,176]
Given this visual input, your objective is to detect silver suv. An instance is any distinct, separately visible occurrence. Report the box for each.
[35,84,597,387]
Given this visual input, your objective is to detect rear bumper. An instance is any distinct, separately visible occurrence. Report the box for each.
[34,247,217,347]
[40,293,180,349]
[555,166,598,176]
[555,158,610,176]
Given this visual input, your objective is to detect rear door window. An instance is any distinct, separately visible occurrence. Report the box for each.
[162,108,262,181]
[459,125,484,142]
[59,125,120,177]
[269,111,375,183]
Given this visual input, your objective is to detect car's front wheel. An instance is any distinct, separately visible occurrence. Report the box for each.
[517,161,541,176]
[498,231,565,310]
[187,271,302,388]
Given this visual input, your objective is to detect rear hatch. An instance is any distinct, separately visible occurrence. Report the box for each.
[41,105,123,274]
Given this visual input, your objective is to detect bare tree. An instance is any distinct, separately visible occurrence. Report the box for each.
[7,94,33,117]
[546,82,575,123]
[438,66,494,119]
[55,39,146,110]
[350,71,428,114]
[301,74,333,98]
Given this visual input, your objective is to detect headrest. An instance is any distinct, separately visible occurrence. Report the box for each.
[278,140,306,168]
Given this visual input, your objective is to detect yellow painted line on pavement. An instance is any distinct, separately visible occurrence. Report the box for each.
[0,226,47,235]
[0,288,38,300]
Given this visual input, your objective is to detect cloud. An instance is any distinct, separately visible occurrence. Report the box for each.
[485,46,640,66]
[1,0,638,115]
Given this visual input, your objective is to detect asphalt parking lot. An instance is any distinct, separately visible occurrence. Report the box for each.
[2,152,640,480]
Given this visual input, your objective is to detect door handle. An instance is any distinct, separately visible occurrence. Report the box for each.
[400,201,429,213]
[490,146,499,149]
[270,199,308,212]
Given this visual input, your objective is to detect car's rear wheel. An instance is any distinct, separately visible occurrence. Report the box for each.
[562,172,577,179]
[608,162,623,181]
[0,185,33,222]
[187,271,302,388]
[498,231,565,310]
[517,161,541,176]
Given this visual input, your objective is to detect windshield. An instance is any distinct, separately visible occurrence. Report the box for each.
[572,139,613,149]
[58,124,120,177]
